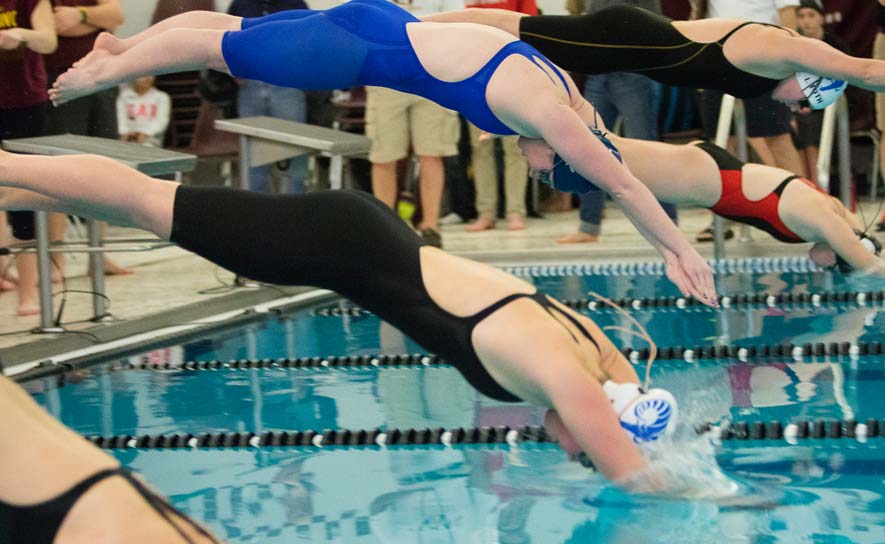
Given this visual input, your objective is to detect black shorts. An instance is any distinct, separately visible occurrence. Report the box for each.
[0,102,49,240]
[700,88,792,139]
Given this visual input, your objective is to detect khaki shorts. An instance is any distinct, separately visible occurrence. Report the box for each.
[365,86,460,163]
[876,33,885,132]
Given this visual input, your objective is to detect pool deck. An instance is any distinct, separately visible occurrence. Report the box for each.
[0,201,864,370]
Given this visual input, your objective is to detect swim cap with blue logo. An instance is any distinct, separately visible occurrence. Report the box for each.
[603,381,678,445]
[796,72,847,110]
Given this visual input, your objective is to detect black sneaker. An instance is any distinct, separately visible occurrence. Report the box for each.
[876,221,885,232]
[420,228,442,248]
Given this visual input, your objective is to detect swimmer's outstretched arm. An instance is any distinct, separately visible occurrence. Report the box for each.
[421,8,523,36]
[531,354,647,481]
[775,35,885,92]
[517,100,717,305]
[788,203,883,273]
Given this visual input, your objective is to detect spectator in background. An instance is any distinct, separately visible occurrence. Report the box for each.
[0,0,57,316]
[48,0,129,275]
[557,0,677,245]
[116,75,171,147]
[463,0,535,233]
[368,0,464,249]
[227,0,310,195]
[793,0,849,187]
[693,0,804,242]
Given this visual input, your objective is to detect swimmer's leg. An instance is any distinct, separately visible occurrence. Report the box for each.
[51,27,227,105]
[94,10,243,55]
[0,151,177,238]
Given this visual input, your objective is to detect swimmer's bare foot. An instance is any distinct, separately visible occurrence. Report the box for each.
[17,297,39,316]
[506,213,526,231]
[0,279,15,291]
[50,49,115,105]
[465,217,496,232]
[90,258,134,276]
[556,232,599,244]
[92,32,127,54]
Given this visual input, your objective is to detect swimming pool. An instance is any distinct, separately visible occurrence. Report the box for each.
[24,260,885,543]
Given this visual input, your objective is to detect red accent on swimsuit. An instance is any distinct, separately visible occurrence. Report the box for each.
[710,169,824,244]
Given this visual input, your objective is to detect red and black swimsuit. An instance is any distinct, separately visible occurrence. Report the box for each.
[695,142,825,243]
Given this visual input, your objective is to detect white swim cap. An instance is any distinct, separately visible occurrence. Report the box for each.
[795,72,847,110]
[604,381,678,445]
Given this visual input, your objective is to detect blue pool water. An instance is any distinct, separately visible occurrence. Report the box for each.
[26,268,885,543]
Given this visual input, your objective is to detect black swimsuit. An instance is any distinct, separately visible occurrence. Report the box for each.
[518,5,785,99]
[170,187,602,402]
[0,467,216,544]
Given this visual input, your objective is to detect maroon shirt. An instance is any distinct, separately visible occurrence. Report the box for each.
[45,0,97,74]
[0,0,48,108]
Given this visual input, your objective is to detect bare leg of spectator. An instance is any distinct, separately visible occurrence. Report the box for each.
[48,212,67,283]
[371,161,399,209]
[466,124,497,231]
[418,155,444,232]
[13,246,38,316]
[503,135,528,230]
[0,216,16,291]
[87,222,135,276]
[765,133,805,173]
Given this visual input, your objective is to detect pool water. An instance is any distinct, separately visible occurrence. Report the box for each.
[27,268,885,543]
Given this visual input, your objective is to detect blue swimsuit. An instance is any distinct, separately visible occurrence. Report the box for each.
[221,0,570,134]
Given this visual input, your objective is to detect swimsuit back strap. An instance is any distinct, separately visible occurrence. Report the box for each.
[534,293,602,351]
[718,20,793,45]
[773,175,802,197]
[116,469,219,544]
[716,21,758,44]
[468,292,539,324]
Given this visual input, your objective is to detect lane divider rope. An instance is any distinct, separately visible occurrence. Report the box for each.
[500,257,817,278]
[112,339,883,375]
[84,417,884,456]
[309,289,885,317]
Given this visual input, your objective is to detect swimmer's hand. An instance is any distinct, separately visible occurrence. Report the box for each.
[615,459,740,500]
[862,258,885,276]
[664,250,718,308]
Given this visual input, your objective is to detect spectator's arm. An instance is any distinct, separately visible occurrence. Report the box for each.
[519,0,539,17]
[689,0,706,20]
[777,5,798,30]
[565,0,584,16]
[0,0,57,54]
[54,0,124,37]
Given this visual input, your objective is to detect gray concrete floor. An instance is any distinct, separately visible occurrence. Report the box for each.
[1,200,873,354]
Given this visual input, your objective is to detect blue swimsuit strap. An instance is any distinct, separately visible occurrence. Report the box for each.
[468,41,572,99]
